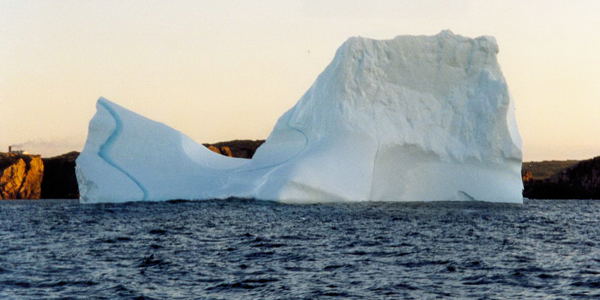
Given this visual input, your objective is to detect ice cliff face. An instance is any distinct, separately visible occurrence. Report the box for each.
[76,31,523,203]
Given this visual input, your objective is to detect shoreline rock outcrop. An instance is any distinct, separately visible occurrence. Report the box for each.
[524,156,600,199]
[41,151,80,199]
[0,153,44,199]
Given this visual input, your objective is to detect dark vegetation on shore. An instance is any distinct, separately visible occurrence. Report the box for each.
[521,160,579,181]
[1,140,598,200]
[523,157,600,199]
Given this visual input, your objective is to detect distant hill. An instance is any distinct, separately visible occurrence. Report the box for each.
[522,160,579,180]
[524,156,600,199]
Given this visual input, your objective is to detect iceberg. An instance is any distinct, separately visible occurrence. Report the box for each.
[76,30,523,204]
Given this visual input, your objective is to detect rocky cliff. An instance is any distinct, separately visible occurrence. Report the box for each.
[0,153,44,199]
[524,156,600,199]
[41,151,79,199]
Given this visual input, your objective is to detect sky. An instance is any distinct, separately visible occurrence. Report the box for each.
[1,0,599,161]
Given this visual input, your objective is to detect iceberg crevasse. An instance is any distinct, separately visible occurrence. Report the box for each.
[76,30,523,203]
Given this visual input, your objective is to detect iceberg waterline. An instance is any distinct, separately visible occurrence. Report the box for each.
[76,30,523,203]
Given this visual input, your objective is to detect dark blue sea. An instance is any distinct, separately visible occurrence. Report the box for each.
[1,199,600,299]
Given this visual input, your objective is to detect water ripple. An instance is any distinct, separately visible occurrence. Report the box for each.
[1,199,600,299]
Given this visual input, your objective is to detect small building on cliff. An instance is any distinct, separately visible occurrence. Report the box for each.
[7,145,28,155]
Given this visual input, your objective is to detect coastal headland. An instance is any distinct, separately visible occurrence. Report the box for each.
[1,140,598,200]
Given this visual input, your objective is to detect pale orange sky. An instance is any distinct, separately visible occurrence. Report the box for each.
[1,0,599,161]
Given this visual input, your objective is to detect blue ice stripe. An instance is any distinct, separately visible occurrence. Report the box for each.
[97,100,149,200]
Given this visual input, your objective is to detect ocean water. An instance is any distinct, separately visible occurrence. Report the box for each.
[1,199,600,299]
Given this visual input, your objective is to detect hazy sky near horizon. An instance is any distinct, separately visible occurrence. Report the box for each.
[1,0,599,161]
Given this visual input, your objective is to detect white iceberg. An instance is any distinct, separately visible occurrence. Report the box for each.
[76,30,523,204]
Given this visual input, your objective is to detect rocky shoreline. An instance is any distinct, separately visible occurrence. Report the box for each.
[0,153,44,199]
[523,157,600,199]
[1,140,598,200]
